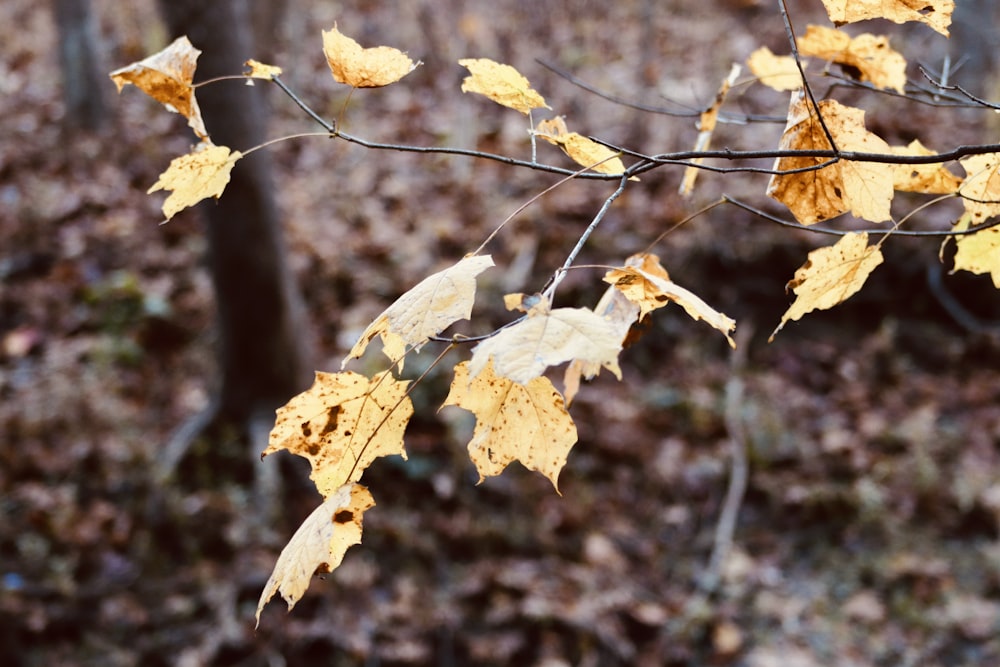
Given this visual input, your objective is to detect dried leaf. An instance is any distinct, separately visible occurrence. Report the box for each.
[959,153,1000,224]
[797,25,907,93]
[263,371,412,499]
[459,58,549,114]
[534,116,627,175]
[747,47,804,91]
[767,93,893,224]
[244,59,283,80]
[890,140,962,194]
[605,253,736,348]
[469,298,622,385]
[322,24,418,88]
[820,0,954,36]
[256,483,374,625]
[109,36,208,138]
[443,361,577,490]
[770,232,884,340]
[680,64,741,196]
[343,255,495,369]
[952,213,1000,288]
[146,142,241,221]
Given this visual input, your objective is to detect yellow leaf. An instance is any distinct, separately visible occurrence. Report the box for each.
[256,482,374,626]
[244,59,283,80]
[459,58,550,115]
[534,116,627,175]
[797,25,907,93]
[959,153,1000,225]
[952,212,1000,288]
[680,64,741,196]
[770,232,884,340]
[890,140,962,194]
[605,253,736,348]
[747,47,804,91]
[820,0,954,36]
[442,361,577,490]
[322,24,418,88]
[146,142,241,221]
[343,255,495,369]
[767,93,893,224]
[109,36,208,139]
[469,298,622,385]
[263,371,413,499]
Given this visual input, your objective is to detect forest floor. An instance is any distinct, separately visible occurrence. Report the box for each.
[4,1,1000,666]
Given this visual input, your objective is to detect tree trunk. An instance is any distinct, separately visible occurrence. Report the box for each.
[157,0,312,437]
[51,0,108,130]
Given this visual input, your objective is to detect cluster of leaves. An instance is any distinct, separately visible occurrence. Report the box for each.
[110,0,1000,624]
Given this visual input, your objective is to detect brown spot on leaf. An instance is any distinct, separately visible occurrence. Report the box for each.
[333,510,354,524]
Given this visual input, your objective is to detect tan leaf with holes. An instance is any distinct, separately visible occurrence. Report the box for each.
[263,371,412,499]
[820,0,954,36]
[890,140,962,194]
[147,142,241,221]
[747,47,804,91]
[323,25,418,88]
[535,116,627,175]
[770,232,884,340]
[109,36,207,138]
[343,255,494,369]
[959,153,1000,225]
[459,58,549,114]
[256,483,374,626]
[797,25,907,93]
[443,361,577,490]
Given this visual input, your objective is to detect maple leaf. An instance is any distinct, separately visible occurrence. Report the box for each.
[770,232,884,340]
[534,116,628,175]
[459,58,550,115]
[820,0,954,37]
[890,140,962,194]
[263,370,413,499]
[951,213,1000,288]
[256,482,374,626]
[680,64,741,196]
[343,255,495,370]
[605,253,736,348]
[958,153,1000,225]
[442,361,577,490]
[244,59,283,80]
[797,25,907,93]
[767,93,893,224]
[322,24,419,88]
[109,36,208,139]
[469,297,622,385]
[747,47,804,91]
[146,142,242,221]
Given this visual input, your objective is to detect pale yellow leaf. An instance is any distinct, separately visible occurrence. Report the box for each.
[605,253,736,348]
[534,116,627,175]
[890,140,962,194]
[820,0,954,36]
[146,142,241,221]
[443,360,577,490]
[770,232,884,340]
[767,93,893,224]
[263,371,412,499]
[469,298,622,384]
[244,59,283,80]
[747,47,804,91]
[322,24,418,88]
[343,255,495,369]
[256,483,374,626]
[797,25,907,93]
[109,36,207,138]
[959,153,1000,225]
[952,212,1000,288]
[459,58,550,115]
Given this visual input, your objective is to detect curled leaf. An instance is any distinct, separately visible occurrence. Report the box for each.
[797,25,907,93]
[147,142,242,221]
[534,116,627,175]
[323,24,418,88]
[244,59,283,80]
[459,58,549,114]
[747,47,804,91]
[820,0,954,37]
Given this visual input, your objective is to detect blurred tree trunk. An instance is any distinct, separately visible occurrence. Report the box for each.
[51,0,108,130]
[156,1,312,475]
[950,0,1000,95]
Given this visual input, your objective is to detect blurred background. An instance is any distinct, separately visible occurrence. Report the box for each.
[3,0,1000,665]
